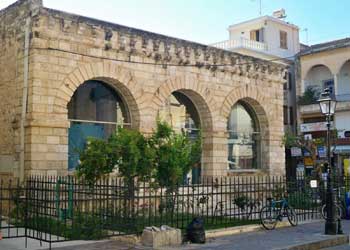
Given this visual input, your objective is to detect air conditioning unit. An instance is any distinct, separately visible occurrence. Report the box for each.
[338,130,350,138]
[273,9,287,19]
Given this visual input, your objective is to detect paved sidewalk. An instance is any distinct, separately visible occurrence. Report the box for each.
[1,220,350,250]
[165,220,350,250]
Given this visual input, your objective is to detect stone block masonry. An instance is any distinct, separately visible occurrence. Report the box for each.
[0,0,287,178]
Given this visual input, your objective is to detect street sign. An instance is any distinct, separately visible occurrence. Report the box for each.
[310,180,318,188]
[317,146,326,158]
[304,157,314,166]
[300,122,333,133]
[291,147,302,157]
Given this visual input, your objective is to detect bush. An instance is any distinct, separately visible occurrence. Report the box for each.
[288,191,318,209]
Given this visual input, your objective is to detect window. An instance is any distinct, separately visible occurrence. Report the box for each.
[283,106,289,125]
[250,28,264,42]
[283,72,288,90]
[289,107,294,125]
[227,102,260,170]
[288,72,293,90]
[158,91,201,183]
[280,30,288,49]
[67,80,130,170]
[323,79,335,96]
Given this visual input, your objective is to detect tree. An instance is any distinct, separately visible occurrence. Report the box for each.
[150,121,202,213]
[298,86,320,105]
[76,127,156,186]
[76,138,114,186]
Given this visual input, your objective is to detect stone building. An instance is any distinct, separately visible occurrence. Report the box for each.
[0,0,286,180]
[211,10,301,177]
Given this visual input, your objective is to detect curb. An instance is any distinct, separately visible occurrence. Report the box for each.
[206,220,323,239]
[276,234,349,250]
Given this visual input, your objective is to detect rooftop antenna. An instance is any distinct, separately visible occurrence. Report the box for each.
[302,28,309,45]
[251,0,262,16]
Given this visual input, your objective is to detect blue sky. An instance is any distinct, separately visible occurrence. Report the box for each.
[1,0,349,45]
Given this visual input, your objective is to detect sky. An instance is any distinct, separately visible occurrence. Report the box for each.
[1,0,349,46]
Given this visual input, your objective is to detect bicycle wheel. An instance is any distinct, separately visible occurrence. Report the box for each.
[321,204,342,220]
[321,204,326,219]
[260,205,278,230]
[286,207,298,226]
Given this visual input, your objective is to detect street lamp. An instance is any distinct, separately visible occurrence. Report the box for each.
[318,88,338,235]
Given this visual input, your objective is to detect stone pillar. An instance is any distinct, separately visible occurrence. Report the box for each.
[25,115,69,176]
[333,73,338,97]
[268,119,285,176]
[201,130,228,178]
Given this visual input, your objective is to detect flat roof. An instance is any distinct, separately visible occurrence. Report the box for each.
[228,15,299,31]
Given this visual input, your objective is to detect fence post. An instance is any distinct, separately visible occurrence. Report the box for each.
[25,177,29,248]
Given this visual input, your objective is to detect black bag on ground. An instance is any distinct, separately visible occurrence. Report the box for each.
[186,217,206,244]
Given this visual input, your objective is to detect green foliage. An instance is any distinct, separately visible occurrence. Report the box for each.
[150,121,202,192]
[108,127,156,184]
[233,196,260,219]
[281,130,299,148]
[298,86,320,105]
[76,121,202,191]
[288,191,318,209]
[76,127,156,186]
[76,138,113,186]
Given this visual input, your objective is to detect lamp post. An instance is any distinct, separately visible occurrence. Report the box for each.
[318,88,337,235]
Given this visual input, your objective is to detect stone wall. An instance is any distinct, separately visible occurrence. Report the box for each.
[0,0,42,177]
[1,0,287,177]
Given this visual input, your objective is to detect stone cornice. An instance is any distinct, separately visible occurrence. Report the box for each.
[30,7,287,84]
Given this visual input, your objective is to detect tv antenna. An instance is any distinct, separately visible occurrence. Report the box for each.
[251,0,262,16]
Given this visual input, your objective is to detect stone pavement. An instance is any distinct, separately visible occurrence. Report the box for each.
[1,220,350,250]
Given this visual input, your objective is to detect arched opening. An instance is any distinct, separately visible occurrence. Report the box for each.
[304,64,333,96]
[338,60,350,101]
[227,101,261,170]
[67,80,131,170]
[158,90,202,183]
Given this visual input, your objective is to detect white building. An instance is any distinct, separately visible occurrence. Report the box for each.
[212,10,300,61]
[211,10,301,177]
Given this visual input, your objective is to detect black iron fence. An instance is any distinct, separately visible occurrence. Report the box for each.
[1,174,348,248]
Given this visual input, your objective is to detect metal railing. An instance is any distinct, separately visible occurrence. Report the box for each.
[1,174,341,248]
[336,94,350,102]
[211,38,268,51]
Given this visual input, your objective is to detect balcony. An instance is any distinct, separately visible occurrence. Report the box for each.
[299,96,350,116]
[336,94,350,102]
[211,38,268,52]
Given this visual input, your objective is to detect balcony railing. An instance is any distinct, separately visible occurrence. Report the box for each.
[336,94,350,102]
[211,38,268,52]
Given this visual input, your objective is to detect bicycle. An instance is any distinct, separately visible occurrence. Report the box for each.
[259,193,298,230]
[320,187,344,220]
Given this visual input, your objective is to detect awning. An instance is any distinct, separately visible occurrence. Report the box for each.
[333,145,350,154]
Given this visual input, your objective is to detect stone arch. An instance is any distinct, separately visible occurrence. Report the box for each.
[221,85,271,171]
[151,75,217,177]
[335,59,350,74]
[302,64,334,95]
[53,61,142,129]
[337,59,350,98]
[151,75,216,132]
[302,63,334,80]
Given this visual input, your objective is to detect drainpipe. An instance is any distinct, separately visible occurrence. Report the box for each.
[19,17,31,182]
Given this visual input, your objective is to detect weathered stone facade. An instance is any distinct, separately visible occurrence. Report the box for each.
[0,0,286,179]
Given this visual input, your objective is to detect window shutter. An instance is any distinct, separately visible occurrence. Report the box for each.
[250,30,256,41]
[259,28,264,42]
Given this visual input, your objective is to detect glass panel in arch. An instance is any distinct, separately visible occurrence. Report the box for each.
[227,102,260,170]
[158,91,200,138]
[158,91,201,183]
[67,80,130,170]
